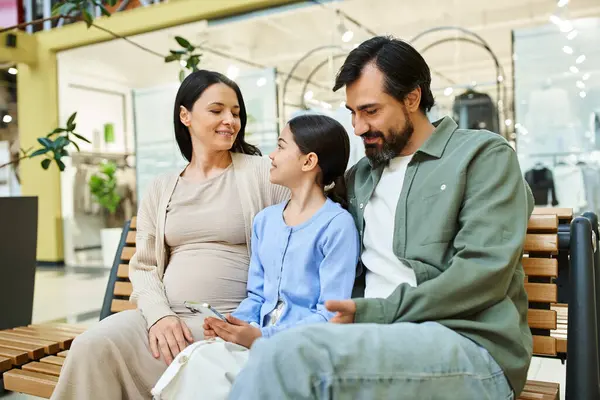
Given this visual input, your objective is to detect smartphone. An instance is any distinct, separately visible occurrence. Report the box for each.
[184,301,227,321]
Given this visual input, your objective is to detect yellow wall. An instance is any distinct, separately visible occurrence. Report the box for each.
[8,0,300,262]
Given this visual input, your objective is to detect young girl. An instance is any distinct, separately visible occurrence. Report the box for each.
[151,114,360,399]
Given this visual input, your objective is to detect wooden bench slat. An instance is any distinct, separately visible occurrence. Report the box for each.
[0,356,12,373]
[9,328,73,350]
[114,281,133,297]
[527,215,558,232]
[14,326,76,339]
[130,216,137,229]
[57,350,69,358]
[22,361,63,377]
[524,234,558,253]
[556,338,567,353]
[0,332,60,355]
[3,368,58,398]
[40,356,65,366]
[525,283,558,303]
[528,309,557,330]
[111,299,136,313]
[522,258,558,278]
[0,346,29,366]
[532,207,573,220]
[117,264,130,279]
[121,246,136,261]
[126,231,136,244]
[0,339,45,360]
[533,335,557,356]
[32,323,87,334]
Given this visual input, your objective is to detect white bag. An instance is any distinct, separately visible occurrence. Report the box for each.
[152,338,250,400]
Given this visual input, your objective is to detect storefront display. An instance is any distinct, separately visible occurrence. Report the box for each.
[514,16,600,214]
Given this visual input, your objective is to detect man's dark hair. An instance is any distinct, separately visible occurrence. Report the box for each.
[333,36,435,113]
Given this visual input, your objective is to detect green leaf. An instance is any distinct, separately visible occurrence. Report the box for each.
[71,140,81,152]
[41,159,51,170]
[54,136,69,149]
[37,137,53,149]
[72,132,91,144]
[98,4,111,17]
[56,159,66,172]
[48,127,67,137]
[179,69,186,82]
[66,112,77,129]
[107,0,118,6]
[30,148,50,158]
[164,54,179,63]
[170,49,187,55]
[175,36,193,50]
[82,8,93,27]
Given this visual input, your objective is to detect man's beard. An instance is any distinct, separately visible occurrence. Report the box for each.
[362,113,414,166]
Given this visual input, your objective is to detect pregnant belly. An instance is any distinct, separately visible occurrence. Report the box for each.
[163,247,249,314]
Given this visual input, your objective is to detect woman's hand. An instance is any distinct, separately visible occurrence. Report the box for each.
[203,318,217,339]
[205,315,262,349]
[148,316,194,365]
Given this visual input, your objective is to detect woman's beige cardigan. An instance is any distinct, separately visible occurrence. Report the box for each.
[129,153,289,329]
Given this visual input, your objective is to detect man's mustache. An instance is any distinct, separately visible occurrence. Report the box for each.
[361,131,385,140]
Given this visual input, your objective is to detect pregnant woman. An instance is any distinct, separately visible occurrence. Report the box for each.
[51,70,289,400]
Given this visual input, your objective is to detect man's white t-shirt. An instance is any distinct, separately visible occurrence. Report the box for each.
[362,155,417,299]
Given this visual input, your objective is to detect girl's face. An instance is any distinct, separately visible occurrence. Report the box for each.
[269,125,315,186]
[179,83,241,152]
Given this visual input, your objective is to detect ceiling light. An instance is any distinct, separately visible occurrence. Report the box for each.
[557,0,569,7]
[570,66,579,74]
[567,30,578,40]
[576,55,586,64]
[179,60,187,67]
[256,77,266,87]
[443,87,454,96]
[580,91,587,98]
[549,15,562,25]
[304,91,314,101]
[342,30,354,43]
[2,115,12,123]
[226,65,239,80]
[576,80,585,89]
[497,75,504,82]
[563,46,573,54]
[505,119,512,127]
[471,81,477,87]
[7,67,17,75]
[582,73,590,81]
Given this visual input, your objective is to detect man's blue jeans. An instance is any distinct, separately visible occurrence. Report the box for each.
[229,321,514,399]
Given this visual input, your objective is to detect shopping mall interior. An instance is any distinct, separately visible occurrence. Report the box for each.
[1,0,600,398]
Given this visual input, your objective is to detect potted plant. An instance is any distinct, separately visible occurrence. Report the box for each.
[88,160,123,268]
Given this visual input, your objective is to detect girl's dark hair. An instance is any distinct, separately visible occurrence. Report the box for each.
[288,114,350,208]
[173,69,261,161]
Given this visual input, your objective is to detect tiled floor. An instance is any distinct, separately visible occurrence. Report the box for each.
[1,267,566,399]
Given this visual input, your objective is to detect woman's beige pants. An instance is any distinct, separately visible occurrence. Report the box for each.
[50,309,205,400]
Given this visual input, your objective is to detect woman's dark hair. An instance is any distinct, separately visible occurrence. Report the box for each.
[333,36,435,113]
[173,69,261,161]
[288,114,350,208]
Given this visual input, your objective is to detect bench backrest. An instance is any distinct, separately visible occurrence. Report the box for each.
[100,217,137,320]
[525,208,572,357]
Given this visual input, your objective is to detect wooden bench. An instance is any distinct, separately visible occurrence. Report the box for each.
[516,208,573,400]
[1,217,137,397]
[1,210,582,398]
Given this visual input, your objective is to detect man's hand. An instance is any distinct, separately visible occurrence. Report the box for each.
[326,300,357,324]
[206,315,262,348]
[148,316,194,365]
